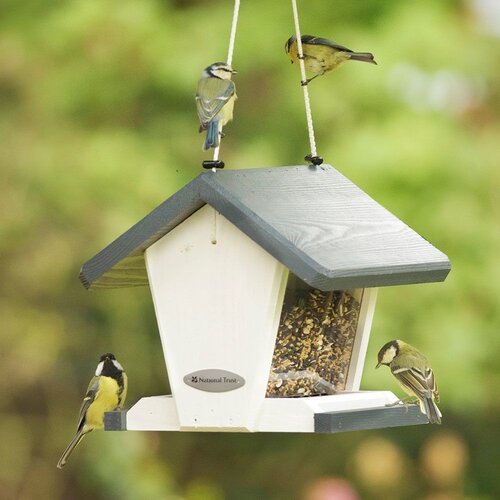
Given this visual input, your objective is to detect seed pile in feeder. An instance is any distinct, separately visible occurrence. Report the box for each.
[266,289,361,397]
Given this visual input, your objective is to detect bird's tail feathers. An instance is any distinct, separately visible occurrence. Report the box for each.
[350,52,377,65]
[421,396,442,424]
[203,120,220,151]
[57,429,88,469]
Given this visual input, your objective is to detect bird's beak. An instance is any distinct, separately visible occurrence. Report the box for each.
[231,69,238,75]
[376,362,381,369]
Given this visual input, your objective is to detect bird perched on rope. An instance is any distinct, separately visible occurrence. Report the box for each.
[285,35,377,84]
[196,62,237,151]
[376,340,441,424]
[57,353,128,468]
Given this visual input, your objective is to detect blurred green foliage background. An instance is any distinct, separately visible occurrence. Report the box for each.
[1,0,499,498]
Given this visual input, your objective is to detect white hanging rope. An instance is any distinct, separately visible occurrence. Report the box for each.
[291,0,318,158]
[210,0,241,243]
[211,0,241,170]
[211,122,223,167]
[226,0,240,67]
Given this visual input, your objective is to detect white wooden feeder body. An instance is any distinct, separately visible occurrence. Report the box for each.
[80,165,450,433]
[146,205,287,431]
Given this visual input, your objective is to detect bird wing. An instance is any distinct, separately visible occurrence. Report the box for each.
[391,362,437,401]
[76,376,100,432]
[301,35,353,53]
[196,78,235,127]
[118,372,128,409]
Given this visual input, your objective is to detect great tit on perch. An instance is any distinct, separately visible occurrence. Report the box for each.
[376,340,441,424]
[196,62,237,151]
[57,353,127,468]
[285,35,377,84]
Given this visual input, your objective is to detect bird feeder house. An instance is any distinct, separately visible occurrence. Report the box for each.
[80,165,450,433]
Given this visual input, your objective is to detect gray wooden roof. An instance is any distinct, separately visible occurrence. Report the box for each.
[80,165,450,291]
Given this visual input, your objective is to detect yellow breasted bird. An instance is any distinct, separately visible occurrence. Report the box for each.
[285,35,377,84]
[377,340,442,424]
[196,62,237,150]
[57,353,127,468]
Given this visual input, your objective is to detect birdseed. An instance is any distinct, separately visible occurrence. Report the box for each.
[266,289,361,397]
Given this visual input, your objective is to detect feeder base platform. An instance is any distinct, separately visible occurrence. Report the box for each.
[105,391,428,433]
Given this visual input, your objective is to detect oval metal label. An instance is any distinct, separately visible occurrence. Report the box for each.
[183,369,246,393]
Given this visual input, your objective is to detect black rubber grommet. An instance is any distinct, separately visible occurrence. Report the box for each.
[304,155,324,166]
[202,160,225,170]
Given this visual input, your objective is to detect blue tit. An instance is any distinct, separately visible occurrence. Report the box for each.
[196,62,237,151]
[377,340,442,424]
[285,35,376,84]
[57,353,127,468]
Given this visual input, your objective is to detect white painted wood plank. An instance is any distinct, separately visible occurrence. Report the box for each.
[258,391,399,432]
[145,205,287,431]
[345,288,378,391]
[125,392,399,432]
[127,396,180,431]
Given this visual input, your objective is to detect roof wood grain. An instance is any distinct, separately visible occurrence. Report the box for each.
[80,165,450,290]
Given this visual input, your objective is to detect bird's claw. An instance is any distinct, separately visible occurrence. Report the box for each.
[385,398,419,414]
[385,399,404,408]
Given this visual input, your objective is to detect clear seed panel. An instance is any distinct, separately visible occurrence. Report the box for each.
[267,274,363,397]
